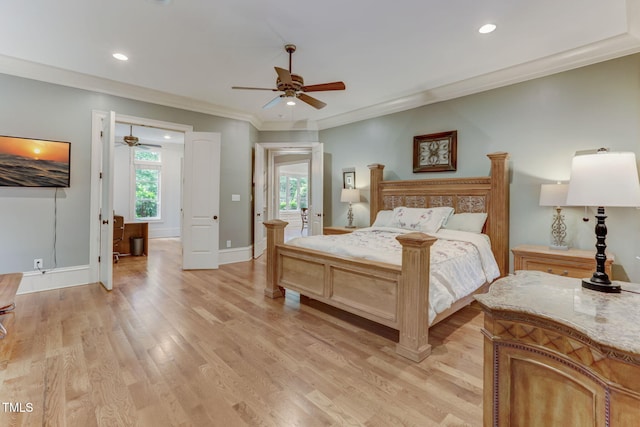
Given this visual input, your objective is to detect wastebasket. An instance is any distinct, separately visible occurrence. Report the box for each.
[131,237,144,256]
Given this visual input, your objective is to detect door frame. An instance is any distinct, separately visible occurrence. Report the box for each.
[253,142,323,258]
[89,111,193,285]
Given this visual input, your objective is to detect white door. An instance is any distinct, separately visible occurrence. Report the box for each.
[99,111,116,290]
[182,132,221,269]
[309,143,324,235]
[253,143,267,258]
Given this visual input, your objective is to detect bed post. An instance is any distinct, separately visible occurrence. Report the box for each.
[368,164,385,225]
[263,220,287,299]
[395,232,437,362]
[487,152,510,277]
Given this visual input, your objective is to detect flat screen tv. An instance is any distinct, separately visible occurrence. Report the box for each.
[0,135,71,187]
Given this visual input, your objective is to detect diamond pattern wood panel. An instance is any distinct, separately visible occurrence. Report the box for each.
[494,320,611,377]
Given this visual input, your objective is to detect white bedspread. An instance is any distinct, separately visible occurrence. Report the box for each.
[287,226,500,324]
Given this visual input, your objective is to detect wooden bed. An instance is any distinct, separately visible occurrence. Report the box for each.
[263,152,509,361]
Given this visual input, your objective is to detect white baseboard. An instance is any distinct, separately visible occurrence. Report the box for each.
[219,245,253,265]
[17,245,254,294]
[18,265,93,295]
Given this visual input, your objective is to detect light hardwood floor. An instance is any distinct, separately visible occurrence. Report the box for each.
[0,238,484,426]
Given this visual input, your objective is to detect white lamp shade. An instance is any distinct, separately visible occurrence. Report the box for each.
[340,188,360,203]
[566,151,640,207]
[539,183,569,207]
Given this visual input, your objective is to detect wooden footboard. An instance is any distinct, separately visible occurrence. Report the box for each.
[264,220,436,362]
[262,152,509,362]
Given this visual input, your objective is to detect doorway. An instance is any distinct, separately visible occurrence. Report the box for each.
[275,156,310,241]
[113,122,185,242]
[111,122,184,271]
[253,142,323,258]
[90,112,198,289]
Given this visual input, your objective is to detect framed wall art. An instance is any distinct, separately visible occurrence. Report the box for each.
[343,168,355,189]
[413,130,457,173]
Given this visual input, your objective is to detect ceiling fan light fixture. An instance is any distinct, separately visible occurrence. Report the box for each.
[231,44,345,110]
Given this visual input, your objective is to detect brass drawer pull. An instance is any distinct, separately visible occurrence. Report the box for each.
[546,268,569,276]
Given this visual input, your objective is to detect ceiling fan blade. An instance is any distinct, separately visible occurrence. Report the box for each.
[232,86,278,91]
[141,143,162,148]
[297,93,326,109]
[302,81,346,92]
[275,67,293,85]
[263,95,283,109]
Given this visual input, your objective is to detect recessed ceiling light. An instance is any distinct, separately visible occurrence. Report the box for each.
[164,134,171,139]
[479,24,497,34]
[112,53,128,61]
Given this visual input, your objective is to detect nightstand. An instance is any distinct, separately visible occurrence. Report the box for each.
[512,244,614,279]
[323,226,358,235]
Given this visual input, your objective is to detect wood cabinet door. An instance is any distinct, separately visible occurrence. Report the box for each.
[495,344,607,427]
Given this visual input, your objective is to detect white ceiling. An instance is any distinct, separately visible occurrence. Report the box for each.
[1,0,639,131]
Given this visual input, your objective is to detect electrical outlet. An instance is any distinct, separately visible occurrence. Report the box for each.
[34,258,43,270]
[226,240,231,248]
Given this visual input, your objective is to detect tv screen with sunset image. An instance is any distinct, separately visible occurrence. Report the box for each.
[0,135,71,187]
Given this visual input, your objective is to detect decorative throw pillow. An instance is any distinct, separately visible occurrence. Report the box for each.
[389,206,454,233]
[442,212,488,233]
[372,210,394,227]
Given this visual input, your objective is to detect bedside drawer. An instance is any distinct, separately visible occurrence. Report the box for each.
[512,245,614,280]
[519,260,592,279]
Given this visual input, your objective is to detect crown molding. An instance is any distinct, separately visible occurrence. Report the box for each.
[316,33,640,130]
[2,29,640,133]
[0,54,263,130]
[258,119,319,131]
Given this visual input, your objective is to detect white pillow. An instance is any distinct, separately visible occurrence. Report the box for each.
[372,210,393,227]
[389,206,454,233]
[443,212,488,233]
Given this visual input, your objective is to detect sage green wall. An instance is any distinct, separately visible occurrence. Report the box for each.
[0,73,254,274]
[3,54,640,281]
[320,54,640,282]
[257,130,318,143]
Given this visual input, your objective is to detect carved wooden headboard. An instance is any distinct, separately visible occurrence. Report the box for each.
[368,152,510,276]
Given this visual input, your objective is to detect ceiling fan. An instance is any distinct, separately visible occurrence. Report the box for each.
[119,125,162,149]
[232,44,346,110]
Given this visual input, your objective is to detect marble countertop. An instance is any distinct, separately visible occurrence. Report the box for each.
[475,270,640,355]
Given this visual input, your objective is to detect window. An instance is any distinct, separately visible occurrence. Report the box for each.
[279,174,307,210]
[134,149,161,220]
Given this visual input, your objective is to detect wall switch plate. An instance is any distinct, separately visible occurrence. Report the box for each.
[226,240,231,248]
[231,194,240,202]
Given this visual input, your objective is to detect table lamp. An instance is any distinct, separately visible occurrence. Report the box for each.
[340,188,360,228]
[566,149,640,293]
[539,183,569,250]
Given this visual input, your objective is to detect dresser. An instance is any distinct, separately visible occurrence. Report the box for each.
[512,244,613,279]
[476,271,640,426]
